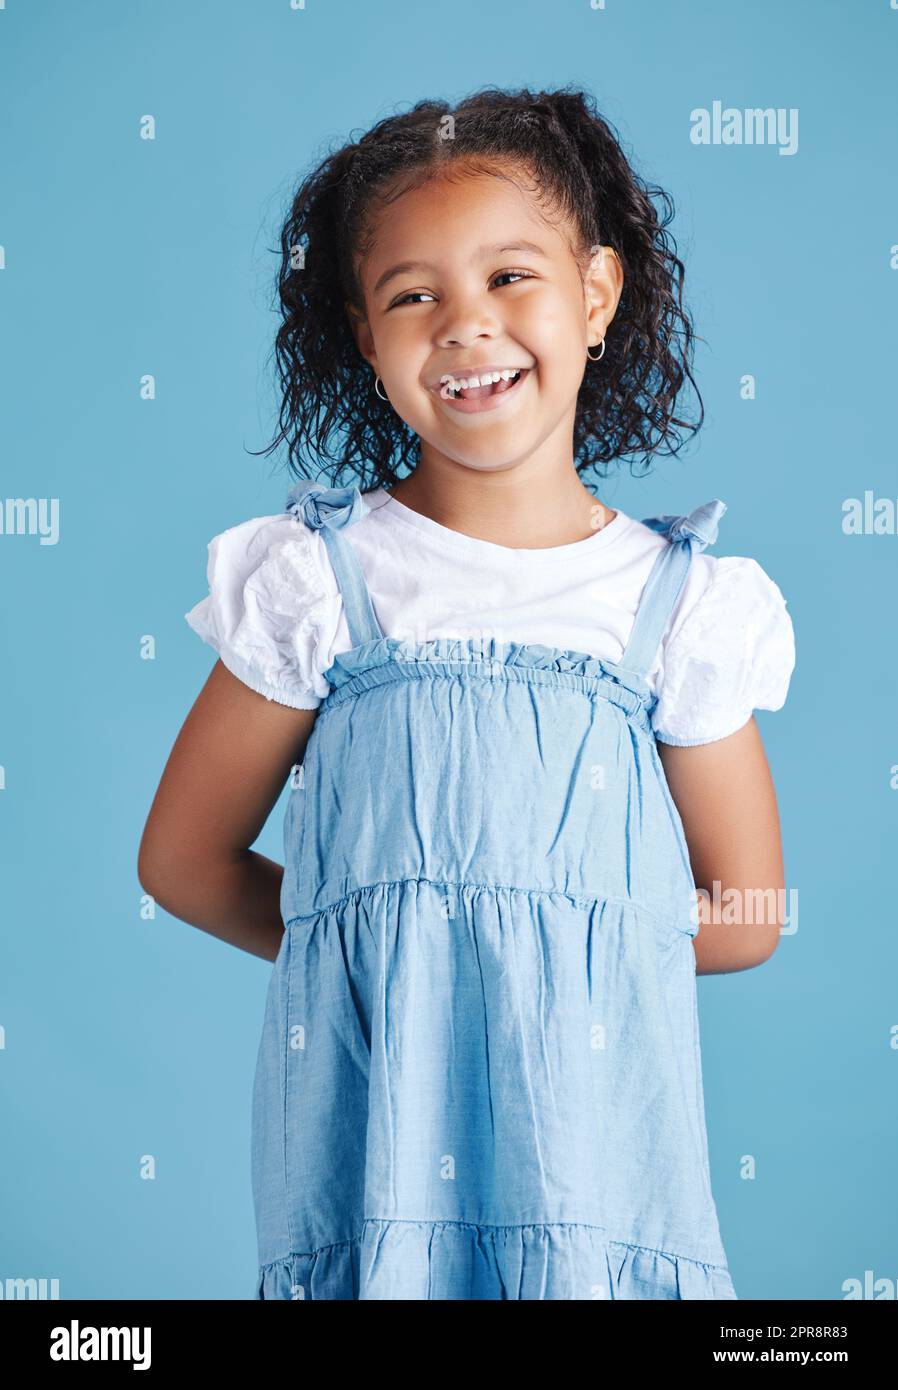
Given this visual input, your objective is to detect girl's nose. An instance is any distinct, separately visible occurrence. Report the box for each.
[434,296,503,346]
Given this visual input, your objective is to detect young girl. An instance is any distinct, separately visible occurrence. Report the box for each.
[139,87,794,1301]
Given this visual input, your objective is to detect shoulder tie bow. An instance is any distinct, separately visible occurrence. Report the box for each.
[640,498,727,552]
[285,480,368,531]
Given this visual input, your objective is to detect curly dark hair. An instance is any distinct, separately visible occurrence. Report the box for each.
[251,84,705,491]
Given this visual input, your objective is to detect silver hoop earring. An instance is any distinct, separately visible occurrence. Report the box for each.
[374,375,389,401]
[586,339,606,362]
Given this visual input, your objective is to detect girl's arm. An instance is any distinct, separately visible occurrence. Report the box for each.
[657,716,785,976]
[137,661,318,963]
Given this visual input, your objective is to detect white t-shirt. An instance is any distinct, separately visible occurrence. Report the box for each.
[184,486,795,747]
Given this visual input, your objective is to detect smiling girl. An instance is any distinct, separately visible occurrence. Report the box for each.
[139,87,795,1300]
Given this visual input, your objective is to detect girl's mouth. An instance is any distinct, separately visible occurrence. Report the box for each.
[435,368,531,414]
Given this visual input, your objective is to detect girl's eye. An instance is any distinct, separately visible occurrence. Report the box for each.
[491,268,533,289]
[389,268,534,309]
[390,290,437,307]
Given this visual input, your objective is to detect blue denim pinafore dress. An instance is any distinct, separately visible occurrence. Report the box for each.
[250,480,737,1301]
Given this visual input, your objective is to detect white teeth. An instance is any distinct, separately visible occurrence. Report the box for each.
[439,368,522,392]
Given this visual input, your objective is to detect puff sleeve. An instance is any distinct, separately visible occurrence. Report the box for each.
[184,513,341,710]
[651,555,795,746]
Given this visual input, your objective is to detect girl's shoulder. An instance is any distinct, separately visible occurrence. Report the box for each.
[183,507,343,710]
[642,523,796,747]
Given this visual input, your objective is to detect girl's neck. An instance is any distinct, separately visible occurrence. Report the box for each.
[386,468,616,550]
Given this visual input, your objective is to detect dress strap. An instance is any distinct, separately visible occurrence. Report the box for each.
[616,500,727,680]
[285,480,385,649]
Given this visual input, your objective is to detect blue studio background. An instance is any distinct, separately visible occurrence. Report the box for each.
[1,0,895,1300]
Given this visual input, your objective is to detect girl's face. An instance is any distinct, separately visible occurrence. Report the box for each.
[349,167,622,479]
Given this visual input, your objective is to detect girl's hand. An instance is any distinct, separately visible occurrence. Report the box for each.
[658,717,786,975]
[137,661,318,962]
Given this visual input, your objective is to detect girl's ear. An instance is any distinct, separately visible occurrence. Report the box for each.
[583,244,624,344]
